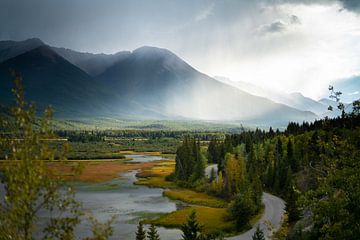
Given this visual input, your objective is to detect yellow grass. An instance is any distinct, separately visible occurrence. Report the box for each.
[135,160,176,188]
[145,206,236,235]
[119,150,175,157]
[49,161,157,183]
[135,176,176,188]
[164,189,227,208]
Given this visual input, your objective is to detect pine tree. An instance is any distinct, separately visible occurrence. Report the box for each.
[147,224,160,240]
[181,210,202,240]
[207,138,217,163]
[286,185,300,222]
[252,225,265,240]
[193,139,205,181]
[136,222,146,240]
[287,139,297,171]
[209,168,216,182]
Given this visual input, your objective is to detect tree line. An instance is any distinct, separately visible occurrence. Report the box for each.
[206,101,360,239]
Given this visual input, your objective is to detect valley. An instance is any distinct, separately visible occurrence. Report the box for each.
[1,29,359,240]
[0,39,322,125]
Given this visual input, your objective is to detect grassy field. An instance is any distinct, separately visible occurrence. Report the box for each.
[135,158,237,236]
[164,189,227,208]
[145,206,236,235]
[51,141,127,160]
[51,118,245,131]
[111,138,181,153]
[135,160,228,208]
[135,160,177,188]
[119,150,175,157]
[48,160,158,182]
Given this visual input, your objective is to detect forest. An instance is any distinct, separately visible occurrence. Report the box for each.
[204,112,360,239]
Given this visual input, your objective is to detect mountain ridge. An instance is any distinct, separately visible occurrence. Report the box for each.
[0,38,318,125]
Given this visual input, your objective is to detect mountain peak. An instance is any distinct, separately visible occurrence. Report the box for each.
[23,38,44,45]
[1,45,68,67]
[132,46,176,58]
[25,45,63,62]
[0,37,44,46]
[0,38,46,63]
[290,92,304,97]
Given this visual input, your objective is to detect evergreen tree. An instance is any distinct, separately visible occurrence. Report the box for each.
[229,189,257,228]
[251,175,263,209]
[136,222,146,240]
[252,225,265,240]
[147,224,160,240]
[181,210,202,240]
[193,139,205,180]
[209,168,216,182]
[207,138,217,163]
[175,137,204,183]
[287,139,297,171]
[286,185,300,222]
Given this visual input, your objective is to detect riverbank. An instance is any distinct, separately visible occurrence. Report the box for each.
[135,159,238,236]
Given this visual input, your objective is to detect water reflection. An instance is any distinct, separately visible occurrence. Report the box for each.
[0,155,182,240]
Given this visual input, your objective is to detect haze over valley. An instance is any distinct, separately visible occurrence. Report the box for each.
[0,38,349,126]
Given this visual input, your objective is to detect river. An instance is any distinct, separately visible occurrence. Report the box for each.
[72,154,182,239]
[1,156,285,240]
[0,154,182,240]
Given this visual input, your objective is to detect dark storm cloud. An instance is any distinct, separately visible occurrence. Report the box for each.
[271,0,360,13]
[1,0,357,54]
[340,0,360,12]
[0,0,215,53]
[0,0,267,54]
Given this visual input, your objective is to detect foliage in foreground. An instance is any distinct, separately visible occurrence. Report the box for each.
[0,74,114,239]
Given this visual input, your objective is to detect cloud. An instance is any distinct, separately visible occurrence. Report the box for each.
[260,21,287,34]
[257,14,301,35]
[290,15,301,24]
[272,0,360,13]
[195,3,215,21]
[1,0,360,100]
[339,0,360,12]
[348,91,359,95]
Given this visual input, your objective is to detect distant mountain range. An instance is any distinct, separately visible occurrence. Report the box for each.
[213,76,351,117]
[0,38,323,125]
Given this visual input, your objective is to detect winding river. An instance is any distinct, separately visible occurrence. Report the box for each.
[72,154,182,239]
[0,155,182,240]
[1,155,285,239]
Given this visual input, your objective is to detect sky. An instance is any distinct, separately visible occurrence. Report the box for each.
[1,0,360,100]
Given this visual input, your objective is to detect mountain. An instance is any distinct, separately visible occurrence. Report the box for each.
[287,92,327,115]
[0,38,44,63]
[318,98,354,117]
[97,46,316,124]
[0,45,112,117]
[0,39,318,125]
[52,47,131,76]
[0,38,131,76]
[215,76,327,115]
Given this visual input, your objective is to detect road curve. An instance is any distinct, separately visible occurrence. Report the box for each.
[226,192,286,240]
